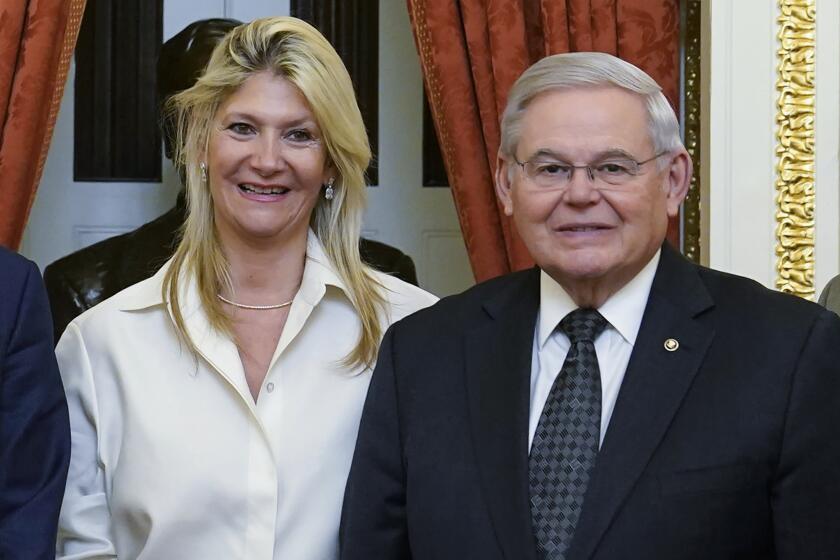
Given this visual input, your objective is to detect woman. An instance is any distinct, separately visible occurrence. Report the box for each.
[56,17,437,559]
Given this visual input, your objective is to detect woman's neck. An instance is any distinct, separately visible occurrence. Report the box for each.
[220,231,308,304]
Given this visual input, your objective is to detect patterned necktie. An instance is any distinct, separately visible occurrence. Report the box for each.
[529,308,608,560]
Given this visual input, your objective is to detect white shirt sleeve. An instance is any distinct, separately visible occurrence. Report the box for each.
[55,323,117,559]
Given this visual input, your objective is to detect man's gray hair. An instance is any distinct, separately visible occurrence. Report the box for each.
[499,52,682,160]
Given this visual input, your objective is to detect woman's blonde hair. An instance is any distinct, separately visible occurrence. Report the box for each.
[163,16,386,368]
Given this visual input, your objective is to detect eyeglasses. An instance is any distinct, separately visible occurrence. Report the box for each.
[512,151,668,189]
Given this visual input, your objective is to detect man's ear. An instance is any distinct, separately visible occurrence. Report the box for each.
[495,153,514,217]
[663,149,692,218]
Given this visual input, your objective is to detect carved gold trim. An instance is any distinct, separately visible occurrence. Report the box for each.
[775,0,815,299]
[682,0,702,264]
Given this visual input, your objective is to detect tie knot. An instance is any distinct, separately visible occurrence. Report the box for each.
[559,308,607,343]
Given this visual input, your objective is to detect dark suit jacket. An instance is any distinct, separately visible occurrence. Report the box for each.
[0,248,70,559]
[43,196,419,343]
[341,244,840,560]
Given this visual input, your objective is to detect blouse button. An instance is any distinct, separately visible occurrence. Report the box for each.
[266,382,275,393]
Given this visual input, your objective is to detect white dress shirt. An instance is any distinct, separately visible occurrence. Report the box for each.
[528,251,660,450]
[56,232,438,560]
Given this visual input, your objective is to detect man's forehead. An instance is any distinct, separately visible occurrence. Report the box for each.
[521,85,648,124]
[525,83,646,107]
[517,87,652,154]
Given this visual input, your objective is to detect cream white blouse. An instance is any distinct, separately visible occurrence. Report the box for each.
[56,234,438,560]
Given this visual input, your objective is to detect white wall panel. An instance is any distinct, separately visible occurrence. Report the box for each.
[705,0,839,295]
[421,229,473,297]
[705,0,777,287]
[226,0,290,22]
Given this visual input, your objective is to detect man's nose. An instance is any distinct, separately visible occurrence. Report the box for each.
[562,166,600,205]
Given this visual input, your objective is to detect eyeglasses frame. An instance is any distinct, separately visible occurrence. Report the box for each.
[511,150,669,187]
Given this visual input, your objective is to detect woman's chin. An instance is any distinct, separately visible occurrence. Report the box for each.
[225,219,310,247]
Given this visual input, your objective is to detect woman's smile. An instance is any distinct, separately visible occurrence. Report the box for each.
[207,71,330,245]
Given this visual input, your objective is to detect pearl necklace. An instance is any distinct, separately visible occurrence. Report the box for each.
[216,293,294,310]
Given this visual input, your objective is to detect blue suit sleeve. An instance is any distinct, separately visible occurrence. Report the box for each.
[0,258,71,559]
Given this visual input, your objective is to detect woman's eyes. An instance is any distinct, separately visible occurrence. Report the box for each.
[285,129,314,143]
[226,122,255,135]
[224,123,315,143]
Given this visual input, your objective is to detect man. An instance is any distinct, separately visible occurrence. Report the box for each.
[340,52,840,559]
[818,274,840,315]
[0,247,70,558]
[44,18,417,343]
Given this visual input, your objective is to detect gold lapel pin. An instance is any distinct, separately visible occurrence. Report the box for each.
[664,338,679,352]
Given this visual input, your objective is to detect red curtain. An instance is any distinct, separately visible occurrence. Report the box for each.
[0,0,86,250]
[407,0,680,282]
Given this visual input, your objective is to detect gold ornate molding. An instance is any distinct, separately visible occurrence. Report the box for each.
[775,0,815,299]
[682,0,702,264]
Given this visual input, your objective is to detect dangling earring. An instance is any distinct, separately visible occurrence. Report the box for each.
[200,162,207,183]
[324,178,335,200]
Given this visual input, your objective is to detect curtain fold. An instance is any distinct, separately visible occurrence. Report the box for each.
[0,0,86,250]
[408,0,680,282]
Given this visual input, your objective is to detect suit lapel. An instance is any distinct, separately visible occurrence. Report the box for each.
[465,269,540,560]
[568,245,716,560]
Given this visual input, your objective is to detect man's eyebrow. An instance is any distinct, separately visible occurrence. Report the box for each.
[527,148,568,161]
[592,148,638,160]
[525,147,640,162]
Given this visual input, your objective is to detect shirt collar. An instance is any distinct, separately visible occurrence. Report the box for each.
[116,260,170,311]
[538,249,661,347]
[117,229,350,311]
[298,230,350,306]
